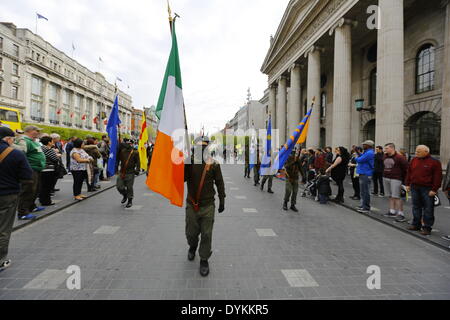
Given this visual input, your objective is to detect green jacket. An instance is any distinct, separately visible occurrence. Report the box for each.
[285,154,301,182]
[15,136,46,171]
[185,160,226,207]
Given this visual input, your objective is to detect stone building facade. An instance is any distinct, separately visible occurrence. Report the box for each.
[0,22,133,134]
[261,0,450,166]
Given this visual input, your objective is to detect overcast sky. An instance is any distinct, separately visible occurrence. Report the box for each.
[0,0,289,134]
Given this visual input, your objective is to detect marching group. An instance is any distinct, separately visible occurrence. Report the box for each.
[244,139,450,238]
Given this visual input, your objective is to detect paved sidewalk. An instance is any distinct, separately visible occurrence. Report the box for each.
[1,165,449,300]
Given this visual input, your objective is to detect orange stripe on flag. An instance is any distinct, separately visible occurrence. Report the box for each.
[146,131,184,207]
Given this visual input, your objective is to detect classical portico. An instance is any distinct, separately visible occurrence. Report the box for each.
[261,0,449,166]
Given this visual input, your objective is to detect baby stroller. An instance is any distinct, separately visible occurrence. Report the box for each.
[301,169,318,198]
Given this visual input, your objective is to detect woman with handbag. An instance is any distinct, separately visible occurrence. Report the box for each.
[39,136,60,206]
[70,138,93,201]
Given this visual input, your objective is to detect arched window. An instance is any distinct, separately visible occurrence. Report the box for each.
[320,92,327,119]
[416,44,435,94]
[407,112,441,155]
[369,68,377,106]
[363,119,376,142]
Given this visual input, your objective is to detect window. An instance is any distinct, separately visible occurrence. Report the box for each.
[31,76,43,120]
[74,95,83,128]
[0,37,3,50]
[369,68,377,106]
[85,98,92,129]
[408,112,441,155]
[363,119,376,142]
[0,57,2,70]
[320,92,327,119]
[62,89,72,126]
[0,109,18,122]
[36,53,40,62]
[12,85,18,99]
[49,84,58,124]
[13,44,19,57]
[12,63,18,75]
[0,81,2,96]
[416,44,435,94]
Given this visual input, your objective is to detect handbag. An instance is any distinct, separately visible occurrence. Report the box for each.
[55,160,68,179]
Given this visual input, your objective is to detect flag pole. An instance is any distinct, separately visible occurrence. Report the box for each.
[35,13,38,34]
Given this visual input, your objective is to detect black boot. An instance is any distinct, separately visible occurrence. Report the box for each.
[283,202,288,211]
[268,189,274,194]
[187,247,196,261]
[125,199,133,208]
[200,260,209,277]
[290,205,299,212]
[260,183,264,191]
[121,195,127,204]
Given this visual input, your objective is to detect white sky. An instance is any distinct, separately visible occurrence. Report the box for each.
[0,0,289,134]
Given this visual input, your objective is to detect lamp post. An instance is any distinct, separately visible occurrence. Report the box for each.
[355,99,375,114]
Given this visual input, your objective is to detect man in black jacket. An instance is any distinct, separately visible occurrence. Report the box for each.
[373,146,385,196]
[0,127,33,271]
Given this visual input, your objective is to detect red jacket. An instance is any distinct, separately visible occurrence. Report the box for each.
[314,153,326,170]
[405,155,442,192]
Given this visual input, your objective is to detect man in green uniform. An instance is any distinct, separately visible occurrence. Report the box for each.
[15,125,46,220]
[116,138,140,208]
[185,136,226,277]
[283,149,301,212]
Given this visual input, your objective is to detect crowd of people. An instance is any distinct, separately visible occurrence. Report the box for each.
[244,139,450,239]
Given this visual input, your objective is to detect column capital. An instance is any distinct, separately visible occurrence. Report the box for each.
[278,75,287,84]
[288,63,304,73]
[304,45,325,58]
[329,18,358,36]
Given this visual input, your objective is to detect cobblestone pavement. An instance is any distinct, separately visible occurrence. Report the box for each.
[1,165,450,300]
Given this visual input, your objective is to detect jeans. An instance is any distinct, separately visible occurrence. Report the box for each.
[359,174,371,210]
[351,176,360,198]
[319,194,329,204]
[373,171,384,195]
[411,186,435,231]
[93,171,100,187]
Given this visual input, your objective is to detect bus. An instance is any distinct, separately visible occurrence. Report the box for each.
[0,106,22,132]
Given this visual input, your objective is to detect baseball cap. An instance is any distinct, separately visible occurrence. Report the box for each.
[0,127,15,140]
[362,140,375,147]
[24,125,43,132]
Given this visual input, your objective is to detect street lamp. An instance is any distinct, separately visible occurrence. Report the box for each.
[355,99,375,114]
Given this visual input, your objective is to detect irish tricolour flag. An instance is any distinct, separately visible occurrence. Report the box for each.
[146,21,186,207]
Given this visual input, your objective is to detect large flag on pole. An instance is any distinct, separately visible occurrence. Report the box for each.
[146,20,186,207]
[138,113,149,170]
[260,116,275,176]
[272,104,314,171]
[106,95,121,177]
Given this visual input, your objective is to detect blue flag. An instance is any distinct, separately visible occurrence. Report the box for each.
[272,107,314,171]
[36,13,48,21]
[106,95,121,177]
[260,116,274,176]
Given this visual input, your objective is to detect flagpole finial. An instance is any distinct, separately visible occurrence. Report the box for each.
[167,0,173,22]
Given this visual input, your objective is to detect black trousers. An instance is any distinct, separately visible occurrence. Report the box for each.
[335,178,345,201]
[72,170,87,197]
[39,171,56,205]
[351,176,360,198]
[0,194,18,262]
[17,170,41,216]
[373,171,384,194]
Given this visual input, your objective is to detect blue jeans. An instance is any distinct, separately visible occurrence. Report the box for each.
[359,174,371,210]
[319,194,328,204]
[411,186,435,231]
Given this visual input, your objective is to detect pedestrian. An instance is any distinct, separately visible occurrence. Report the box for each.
[0,127,33,272]
[314,148,327,171]
[324,147,334,166]
[326,146,350,203]
[372,146,385,197]
[348,146,361,200]
[355,140,375,213]
[405,145,442,236]
[443,159,450,206]
[316,168,332,204]
[70,138,93,201]
[282,149,301,212]
[65,136,77,172]
[83,138,102,191]
[260,169,274,194]
[116,138,140,208]
[244,142,250,178]
[39,136,60,206]
[253,145,261,187]
[185,136,225,277]
[382,143,409,222]
[50,133,64,193]
[97,135,110,181]
[14,125,46,220]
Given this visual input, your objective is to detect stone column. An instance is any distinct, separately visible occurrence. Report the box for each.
[305,46,322,148]
[375,0,404,148]
[440,1,450,168]
[288,64,302,137]
[268,84,277,127]
[277,76,287,144]
[43,80,50,124]
[81,96,86,129]
[330,19,356,148]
